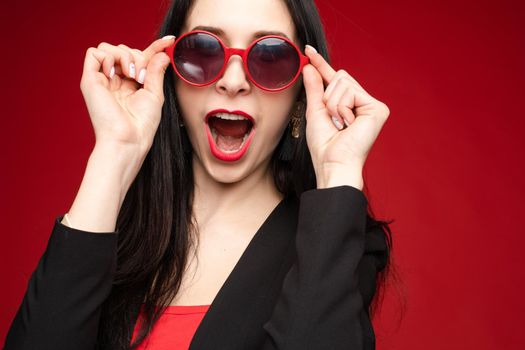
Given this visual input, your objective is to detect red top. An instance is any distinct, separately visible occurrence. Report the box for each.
[131,305,211,349]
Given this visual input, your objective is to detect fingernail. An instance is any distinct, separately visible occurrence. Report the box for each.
[343,117,350,127]
[161,35,176,40]
[305,44,317,54]
[109,66,115,79]
[331,116,344,130]
[129,63,136,78]
[138,69,146,84]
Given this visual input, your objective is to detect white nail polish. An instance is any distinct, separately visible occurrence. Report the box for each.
[109,66,115,79]
[305,44,317,54]
[332,116,343,130]
[129,63,136,78]
[161,35,175,40]
[343,118,350,127]
[138,69,146,84]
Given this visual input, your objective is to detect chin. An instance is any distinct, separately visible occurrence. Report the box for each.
[209,170,249,185]
[199,155,256,185]
[193,140,274,186]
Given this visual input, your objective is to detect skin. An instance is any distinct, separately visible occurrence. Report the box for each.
[173,0,305,305]
[63,0,390,305]
[178,0,302,185]
[177,2,303,278]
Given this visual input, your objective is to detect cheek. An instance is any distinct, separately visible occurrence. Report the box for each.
[175,81,204,125]
[174,82,206,150]
[269,86,301,128]
[175,80,192,119]
[268,84,303,144]
[258,96,296,146]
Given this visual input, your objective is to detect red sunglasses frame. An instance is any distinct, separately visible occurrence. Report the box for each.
[165,30,310,92]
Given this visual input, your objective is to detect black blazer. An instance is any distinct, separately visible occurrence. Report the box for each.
[5,186,389,350]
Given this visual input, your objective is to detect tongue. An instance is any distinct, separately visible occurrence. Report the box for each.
[217,134,243,151]
[209,118,251,152]
[209,118,250,137]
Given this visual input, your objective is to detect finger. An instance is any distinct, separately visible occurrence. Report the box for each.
[302,64,326,119]
[115,36,175,85]
[143,51,171,102]
[143,35,176,59]
[322,72,363,104]
[118,44,148,84]
[82,48,115,81]
[322,74,342,105]
[325,78,348,130]
[338,89,357,126]
[305,45,366,92]
[304,45,336,84]
[117,43,139,54]
[303,64,343,132]
[99,43,140,79]
[97,42,136,79]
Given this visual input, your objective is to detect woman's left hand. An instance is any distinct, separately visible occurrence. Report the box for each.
[302,45,390,190]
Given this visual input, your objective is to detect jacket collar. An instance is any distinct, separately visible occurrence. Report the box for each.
[190,195,299,349]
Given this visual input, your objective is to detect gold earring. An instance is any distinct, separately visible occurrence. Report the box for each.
[290,101,305,138]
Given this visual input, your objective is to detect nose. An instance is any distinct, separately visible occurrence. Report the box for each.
[215,55,251,96]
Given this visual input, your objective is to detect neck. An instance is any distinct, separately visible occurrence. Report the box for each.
[191,156,283,228]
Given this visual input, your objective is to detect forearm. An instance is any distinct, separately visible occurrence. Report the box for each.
[64,142,145,232]
[263,186,370,349]
[4,220,117,350]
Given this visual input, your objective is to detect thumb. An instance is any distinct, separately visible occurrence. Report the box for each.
[143,52,171,101]
[302,64,326,119]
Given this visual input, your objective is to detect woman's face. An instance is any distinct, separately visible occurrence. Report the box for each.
[176,0,302,184]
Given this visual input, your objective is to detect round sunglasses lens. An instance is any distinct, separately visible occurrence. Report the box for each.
[174,33,224,84]
[247,38,300,89]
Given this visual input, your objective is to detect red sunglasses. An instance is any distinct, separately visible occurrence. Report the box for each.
[165,30,310,92]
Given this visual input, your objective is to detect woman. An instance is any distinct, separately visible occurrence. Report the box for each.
[5,0,392,349]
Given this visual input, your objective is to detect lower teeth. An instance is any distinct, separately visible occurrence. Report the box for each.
[211,129,249,153]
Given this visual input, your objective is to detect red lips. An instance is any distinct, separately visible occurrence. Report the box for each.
[204,109,256,162]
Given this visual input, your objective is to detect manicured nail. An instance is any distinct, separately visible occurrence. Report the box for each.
[138,69,146,84]
[331,116,343,130]
[305,44,317,54]
[129,63,136,78]
[343,117,350,127]
[109,66,115,79]
[161,35,176,40]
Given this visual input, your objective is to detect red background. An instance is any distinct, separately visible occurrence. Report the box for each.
[1,0,524,348]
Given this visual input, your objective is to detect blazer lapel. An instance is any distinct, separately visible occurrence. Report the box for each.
[190,195,299,349]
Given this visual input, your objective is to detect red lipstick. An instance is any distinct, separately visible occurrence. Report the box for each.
[205,109,256,162]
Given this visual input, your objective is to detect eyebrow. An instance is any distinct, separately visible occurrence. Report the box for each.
[190,25,291,41]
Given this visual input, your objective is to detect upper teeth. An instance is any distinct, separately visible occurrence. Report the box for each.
[213,112,247,121]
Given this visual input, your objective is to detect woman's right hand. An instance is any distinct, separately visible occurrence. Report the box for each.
[80,36,175,160]
[62,36,175,232]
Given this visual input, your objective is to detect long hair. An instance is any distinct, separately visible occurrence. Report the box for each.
[97,1,396,348]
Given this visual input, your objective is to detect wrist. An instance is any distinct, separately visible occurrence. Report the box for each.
[66,144,145,233]
[92,141,145,180]
[316,165,364,191]
[89,143,146,203]
[93,140,146,163]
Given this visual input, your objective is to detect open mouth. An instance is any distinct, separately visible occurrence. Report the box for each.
[205,110,255,162]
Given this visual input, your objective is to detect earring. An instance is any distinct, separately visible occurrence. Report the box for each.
[278,101,305,161]
[290,101,305,138]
